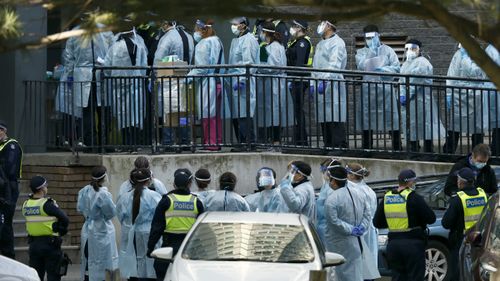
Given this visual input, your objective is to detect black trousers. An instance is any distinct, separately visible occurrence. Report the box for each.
[409,140,434,153]
[362,130,401,150]
[82,89,111,147]
[29,236,63,281]
[232,118,255,143]
[290,81,309,146]
[257,127,281,143]
[448,243,461,281]
[321,122,347,148]
[386,238,426,281]
[0,181,18,259]
[443,131,484,154]
[154,234,186,281]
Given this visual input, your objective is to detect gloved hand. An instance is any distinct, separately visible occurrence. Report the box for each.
[279,177,291,188]
[67,76,74,87]
[146,249,153,258]
[399,95,406,106]
[233,81,245,91]
[446,94,452,109]
[317,81,325,94]
[351,225,366,236]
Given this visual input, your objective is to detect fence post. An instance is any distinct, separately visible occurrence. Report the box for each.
[245,64,252,151]
[95,68,104,154]
[404,75,411,155]
[150,66,157,154]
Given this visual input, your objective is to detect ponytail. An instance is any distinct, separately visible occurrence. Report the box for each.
[90,166,107,192]
[130,168,151,224]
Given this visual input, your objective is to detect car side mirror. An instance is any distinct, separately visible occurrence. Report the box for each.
[323,252,345,268]
[151,247,174,261]
[466,231,483,247]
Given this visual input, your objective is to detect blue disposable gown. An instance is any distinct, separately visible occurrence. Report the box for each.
[312,34,348,123]
[256,41,294,127]
[280,180,316,222]
[116,187,162,279]
[77,185,118,281]
[315,181,333,244]
[56,24,114,118]
[399,56,445,141]
[204,190,250,211]
[325,185,371,281]
[483,45,500,128]
[355,44,401,132]
[153,27,194,65]
[187,36,225,119]
[117,178,168,202]
[447,49,488,133]
[104,31,148,130]
[347,180,380,279]
[246,188,289,213]
[225,32,259,119]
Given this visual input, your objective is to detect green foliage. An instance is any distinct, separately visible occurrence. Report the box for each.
[0,6,21,40]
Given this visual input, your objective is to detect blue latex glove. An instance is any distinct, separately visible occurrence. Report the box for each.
[351,225,365,236]
[446,94,452,109]
[375,67,384,72]
[233,81,245,91]
[317,81,325,94]
[399,95,406,106]
[66,76,74,87]
[279,177,291,188]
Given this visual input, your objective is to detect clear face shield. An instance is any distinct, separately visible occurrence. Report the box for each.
[257,168,276,189]
[405,43,420,61]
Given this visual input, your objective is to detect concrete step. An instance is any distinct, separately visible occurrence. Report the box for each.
[14,232,29,247]
[13,219,26,233]
[14,245,81,265]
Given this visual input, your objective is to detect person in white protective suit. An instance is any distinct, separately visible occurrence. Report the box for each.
[56,22,114,146]
[246,167,288,213]
[204,172,250,212]
[399,39,445,152]
[77,166,118,281]
[117,156,167,206]
[154,20,194,147]
[187,19,225,150]
[311,20,348,148]
[324,165,371,281]
[255,21,294,147]
[443,43,489,154]
[279,161,316,222]
[346,163,381,281]
[315,158,341,244]
[225,17,259,145]
[117,168,161,281]
[104,28,148,145]
[355,24,401,151]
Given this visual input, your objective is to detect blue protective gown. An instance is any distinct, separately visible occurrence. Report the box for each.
[355,44,401,132]
[399,56,445,141]
[225,31,259,119]
[256,41,294,128]
[204,190,250,212]
[77,185,118,281]
[246,188,289,213]
[315,181,333,244]
[153,27,194,65]
[280,180,316,222]
[447,49,489,133]
[325,184,371,281]
[312,34,348,123]
[116,187,162,279]
[103,31,148,130]
[187,36,225,119]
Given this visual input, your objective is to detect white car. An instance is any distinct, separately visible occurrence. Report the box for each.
[0,255,40,281]
[152,212,345,281]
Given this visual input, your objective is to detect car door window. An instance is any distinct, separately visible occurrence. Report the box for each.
[308,221,326,264]
[488,209,500,254]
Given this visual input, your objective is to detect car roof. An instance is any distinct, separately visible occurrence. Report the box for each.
[200,211,306,226]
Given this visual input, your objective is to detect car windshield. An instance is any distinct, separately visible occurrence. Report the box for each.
[415,179,448,209]
[490,209,500,254]
[182,222,315,263]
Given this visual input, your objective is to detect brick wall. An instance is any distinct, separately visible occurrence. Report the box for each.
[22,165,94,246]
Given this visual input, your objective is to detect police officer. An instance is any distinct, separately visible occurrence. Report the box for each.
[147,169,204,281]
[0,120,23,259]
[286,20,313,146]
[442,167,488,280]
[22,176,69,281]
[373,169,436,281]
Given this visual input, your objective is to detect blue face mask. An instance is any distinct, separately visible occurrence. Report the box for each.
[370,35,380,49]
[474,162,486,169]
[193,32,202,43]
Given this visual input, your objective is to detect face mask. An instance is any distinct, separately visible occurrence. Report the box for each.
[231,25,240,36]
[365,38,372,47]
[369,35,380,50]
[406,50,418,61]
[259,32,267,42]
[193,32,202,42]
[317,22,327,36]
[289,27,298,37]
[474,162,486,169]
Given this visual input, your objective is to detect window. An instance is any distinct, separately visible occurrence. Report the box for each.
[182,222,315,263]
[488,209,500,253]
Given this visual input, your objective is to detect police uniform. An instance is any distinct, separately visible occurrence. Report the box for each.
[22,176,69,281]
[442,168,488,281]
[147,169,204,281]
[373,170,436,281]
[286,31,313,146]
[0,122,23,259]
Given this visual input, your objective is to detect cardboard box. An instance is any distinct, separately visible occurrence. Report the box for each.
[156,61,188,77]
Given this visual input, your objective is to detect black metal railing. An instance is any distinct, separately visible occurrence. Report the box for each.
[21,64,498,162]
